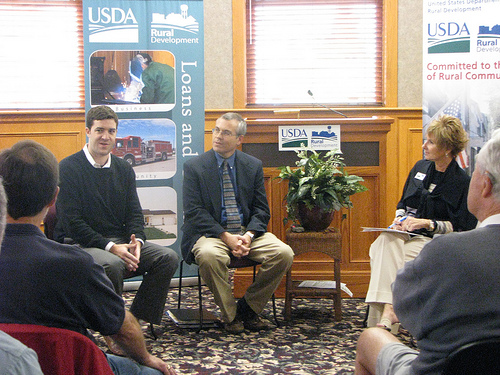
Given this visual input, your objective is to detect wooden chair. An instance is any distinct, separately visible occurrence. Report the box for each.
[442,337,500,375]
[176,257,279,330]
[0,323,114,375]
[284,228,343,321]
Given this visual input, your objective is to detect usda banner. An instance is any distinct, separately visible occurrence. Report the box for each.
[423,1,499,171]
[83,0,204,271]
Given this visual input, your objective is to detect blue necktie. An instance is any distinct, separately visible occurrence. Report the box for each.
[222,160,241,233]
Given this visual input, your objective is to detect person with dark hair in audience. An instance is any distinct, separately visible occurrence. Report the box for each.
[0,140,177,375]
[354,129,500,375]
[0,178,44,374]
[136,53,175,104]
[365,115,477,331]
[181,112,294,334]
[54,106,178,346]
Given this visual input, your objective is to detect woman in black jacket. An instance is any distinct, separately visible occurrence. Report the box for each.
[365,115,477,331]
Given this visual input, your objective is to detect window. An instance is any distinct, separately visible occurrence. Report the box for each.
[246,0,383,106]
[0,1,84,109]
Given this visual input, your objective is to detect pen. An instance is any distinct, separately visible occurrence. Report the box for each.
[388,216,407,229]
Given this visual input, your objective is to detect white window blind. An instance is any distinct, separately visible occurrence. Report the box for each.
[247,0,383,106]
[0,1,84,109]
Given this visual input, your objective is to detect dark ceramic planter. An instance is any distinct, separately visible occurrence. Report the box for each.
[297,203,335,232]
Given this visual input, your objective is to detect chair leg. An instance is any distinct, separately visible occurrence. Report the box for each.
[197,269,203,332]
[363,305,369,328]
[271,293,279,327]
[149,323,158,340]
[177,260,184,309]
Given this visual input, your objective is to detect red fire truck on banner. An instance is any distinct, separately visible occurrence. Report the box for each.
[112,136,173,166]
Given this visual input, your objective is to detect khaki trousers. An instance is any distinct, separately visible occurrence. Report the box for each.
[191,232,294,323]
[365,232,431,327]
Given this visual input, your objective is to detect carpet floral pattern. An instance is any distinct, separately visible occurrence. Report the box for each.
[94,285,416,375]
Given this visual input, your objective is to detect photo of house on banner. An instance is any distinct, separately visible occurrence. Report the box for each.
[113,118,176,180]
[90,50,175,113]
[137,186,177,247]
[279,125,341,152]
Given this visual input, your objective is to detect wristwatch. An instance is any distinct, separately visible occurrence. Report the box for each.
[245,232,255,241]
[428,220,436,232]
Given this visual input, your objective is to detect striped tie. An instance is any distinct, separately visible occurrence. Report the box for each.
[222,160,241,233]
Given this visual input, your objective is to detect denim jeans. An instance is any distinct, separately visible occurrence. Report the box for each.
[106,354,163,375]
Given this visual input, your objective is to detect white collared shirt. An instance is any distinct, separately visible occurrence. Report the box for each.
[478,213,500,228]
[83,144,111,168]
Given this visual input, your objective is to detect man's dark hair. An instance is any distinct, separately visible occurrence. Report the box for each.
[0,140,59,219]
[136,53,152,66]
[86,105,119,129]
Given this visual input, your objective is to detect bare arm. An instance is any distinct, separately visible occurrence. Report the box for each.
[110,311,176,375]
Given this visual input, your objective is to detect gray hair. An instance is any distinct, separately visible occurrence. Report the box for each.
[0,178,7,248]
[220,112,247,136]
[476,129,500,200]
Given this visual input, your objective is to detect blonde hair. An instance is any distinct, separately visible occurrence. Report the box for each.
[426,115,468,157]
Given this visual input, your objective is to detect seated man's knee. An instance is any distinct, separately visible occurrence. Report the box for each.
[164,248,180,267]
[195,247,228,268]
[281,244,294,266]
[357,327,401,353]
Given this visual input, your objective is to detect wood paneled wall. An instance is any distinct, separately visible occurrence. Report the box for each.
[0,111,86,162]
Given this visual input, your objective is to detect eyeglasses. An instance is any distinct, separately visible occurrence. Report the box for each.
[212,127,237,138]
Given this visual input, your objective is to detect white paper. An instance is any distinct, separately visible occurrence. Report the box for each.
[361,227,417,236]
[298,280,353,297]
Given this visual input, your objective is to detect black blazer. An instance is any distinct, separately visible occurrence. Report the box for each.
[181,149,270,264]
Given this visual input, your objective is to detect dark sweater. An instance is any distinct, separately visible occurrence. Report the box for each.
[0,224,125,336]
[54,150,145,249]
[394,224,500,374]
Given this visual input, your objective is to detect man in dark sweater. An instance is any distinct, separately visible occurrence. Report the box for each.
[54,106,178,334]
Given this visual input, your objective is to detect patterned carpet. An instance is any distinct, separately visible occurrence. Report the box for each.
[94,284,416,375]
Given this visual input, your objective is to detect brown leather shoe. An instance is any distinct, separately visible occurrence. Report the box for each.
[224,318,244,334]
[243,315,274,331]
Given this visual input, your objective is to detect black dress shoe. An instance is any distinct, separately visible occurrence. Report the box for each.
[243,315,274,331]
[224,318,244,334]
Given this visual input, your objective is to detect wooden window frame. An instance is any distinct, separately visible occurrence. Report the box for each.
[232,0,398,109]
[0,0,84,110]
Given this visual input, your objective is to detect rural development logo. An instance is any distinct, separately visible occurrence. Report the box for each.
[427,22,470,54]
[152,4,199,33]
[311,127,339,150]
[477,24,500,53]
[150,4,200,44]
[88,7,139,43]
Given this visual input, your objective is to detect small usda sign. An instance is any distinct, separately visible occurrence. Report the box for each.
[279,125,341,152]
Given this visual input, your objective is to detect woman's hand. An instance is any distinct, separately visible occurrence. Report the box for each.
[401,217,432,232]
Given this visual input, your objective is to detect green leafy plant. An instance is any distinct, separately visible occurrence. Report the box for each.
[277,149,368,224]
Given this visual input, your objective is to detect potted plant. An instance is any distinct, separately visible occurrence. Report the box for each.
[277,148,368,231]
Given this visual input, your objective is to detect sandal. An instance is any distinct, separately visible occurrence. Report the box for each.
[376,317,400,334]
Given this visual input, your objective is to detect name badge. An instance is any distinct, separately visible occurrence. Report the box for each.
[415,172,426,181]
